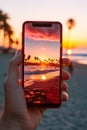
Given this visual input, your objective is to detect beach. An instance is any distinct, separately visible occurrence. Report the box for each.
[0,53,13,109]
[37,62,87,130]
[0,53,87,130]
[24,76,60,105]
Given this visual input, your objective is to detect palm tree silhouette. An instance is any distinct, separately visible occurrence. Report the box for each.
[34,56,37,62]
[15,38,20,49]
[48,58,51,63]
[27,55,31,62]
[34,56,39,63]
[0,9,14,48]
[66,18,76,50]
[0,10,9,43]
[3,24,14,49]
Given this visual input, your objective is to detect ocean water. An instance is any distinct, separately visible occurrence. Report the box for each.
[25,65,59,76]
[24,65,59,85]
[63,48,87,65]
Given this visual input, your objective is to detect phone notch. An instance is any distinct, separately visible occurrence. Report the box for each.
[32,22,52,27]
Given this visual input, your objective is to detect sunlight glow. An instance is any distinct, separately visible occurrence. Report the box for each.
[41,75,47,80]
[40,56,47,62]
[67,49,72,55]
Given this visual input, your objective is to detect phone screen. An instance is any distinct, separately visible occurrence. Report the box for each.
[22,21,62,107]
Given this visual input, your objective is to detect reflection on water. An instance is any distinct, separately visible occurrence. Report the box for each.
[41,75,47,80]
[24,65,60,81]
[63,48,87,65]
[24,65,60,87]
[27,69,60,81]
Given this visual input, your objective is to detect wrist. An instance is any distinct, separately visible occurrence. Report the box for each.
[0,112,22,130]
[0,111,34,130]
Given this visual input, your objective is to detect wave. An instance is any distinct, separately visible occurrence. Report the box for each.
[24,68,59,75]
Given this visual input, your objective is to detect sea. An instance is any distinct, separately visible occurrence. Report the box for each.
[0,48,87,130]
[24,65,60,87]
[63,48,87,65]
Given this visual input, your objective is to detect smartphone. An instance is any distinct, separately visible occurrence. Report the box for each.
[22,21,62,108]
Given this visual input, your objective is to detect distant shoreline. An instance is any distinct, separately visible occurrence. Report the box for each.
[0,52,87,65]
[24,61,60,67]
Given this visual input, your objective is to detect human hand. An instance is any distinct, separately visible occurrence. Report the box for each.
[0,50,70,130]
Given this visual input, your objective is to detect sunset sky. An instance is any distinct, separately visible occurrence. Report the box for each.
[0,0,87,48]
[24,22,60,62]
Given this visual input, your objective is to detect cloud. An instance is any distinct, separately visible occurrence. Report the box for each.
[25,23,61,42]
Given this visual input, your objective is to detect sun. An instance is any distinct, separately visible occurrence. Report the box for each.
[41,75,47,80]
[67,49,72,55]
[40,55,47,61]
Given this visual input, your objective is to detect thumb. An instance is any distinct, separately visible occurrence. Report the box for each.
[8,50,22,81]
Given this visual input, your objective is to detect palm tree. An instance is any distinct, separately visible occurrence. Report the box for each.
[34,56,37,62]
[27,55,31,62]
[0,9,14,48]
[0,10,3,26]
[0,10,9,43]
[34,56,39,63]
[0,10,4,43]
[9,38,14,48]
[3,23,13,47]
[66,18,76,50]
[15,38,19,49]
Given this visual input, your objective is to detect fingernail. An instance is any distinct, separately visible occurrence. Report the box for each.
[62,71,70,80]
[62,59,71,67]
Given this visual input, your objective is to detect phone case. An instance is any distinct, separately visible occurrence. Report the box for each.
[22,21,62,108]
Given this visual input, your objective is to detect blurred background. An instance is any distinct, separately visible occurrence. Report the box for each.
[0,0,87,130]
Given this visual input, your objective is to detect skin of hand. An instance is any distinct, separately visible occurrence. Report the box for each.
[0,50,70,130]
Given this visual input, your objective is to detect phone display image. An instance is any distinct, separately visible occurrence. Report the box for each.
[22,21,62,107]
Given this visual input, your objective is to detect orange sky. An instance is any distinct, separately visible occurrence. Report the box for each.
[24,22,61,63]
[0,0,87,49]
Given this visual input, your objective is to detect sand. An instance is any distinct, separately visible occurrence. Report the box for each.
[24,76,60,104]
[0,53,14,109]
[36,62,87,130]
